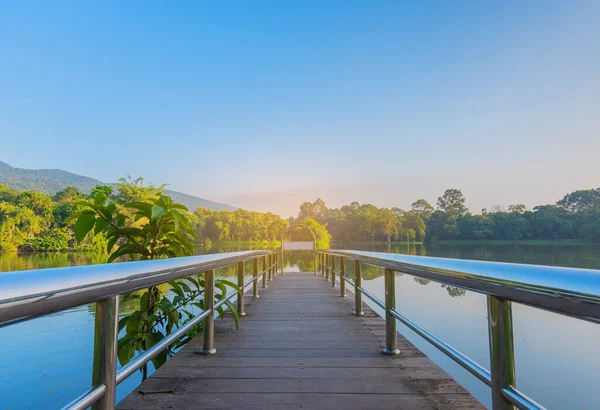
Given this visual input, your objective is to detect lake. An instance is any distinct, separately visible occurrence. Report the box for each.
[1,242,599,409]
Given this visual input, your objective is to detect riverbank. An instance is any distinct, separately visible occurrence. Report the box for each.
[332,240,424,246]
[432,239,591,245]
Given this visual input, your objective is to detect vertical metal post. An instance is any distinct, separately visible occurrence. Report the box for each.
[253,258,259,298]
[339,257,346,297]
[354,260,364,316]
[91,296,119,410]
[199,269,217,355]
[487,296,516,410]
[331,255,336,288]
[268,254,273,281]
[237,261,246,316]
[320,253,324,275]
[262,255,268,288]
[383,269,400,355]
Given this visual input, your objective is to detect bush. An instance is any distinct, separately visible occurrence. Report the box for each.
[21,229,70,251]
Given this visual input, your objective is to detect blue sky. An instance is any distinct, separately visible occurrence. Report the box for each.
[1,1,598,216]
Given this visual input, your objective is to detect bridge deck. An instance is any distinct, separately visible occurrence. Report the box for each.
[117,271,482,409]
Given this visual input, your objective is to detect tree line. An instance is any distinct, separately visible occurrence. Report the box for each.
[0,177,169,251]
[0,177,332,252]
[2,179,600,252]
[295,187,600,243]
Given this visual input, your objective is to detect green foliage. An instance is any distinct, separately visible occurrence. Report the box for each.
[195,207,289,242]
[437,189,468,219]
[286,217,332,248]
[557,189,600,213]
[411,199,434,219]
[22,229,71,251]
[72,191,241,379]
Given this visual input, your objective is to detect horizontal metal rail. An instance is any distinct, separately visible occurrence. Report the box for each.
[60,385,106,410]
[0,250,279,410]
[318,250,600,410]
[323,250,600,322]
[0,250,275,327]
[115,309,212,384]
[389,308,491,385]
[356,285,386,310]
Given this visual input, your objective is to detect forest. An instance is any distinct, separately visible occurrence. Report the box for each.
[296,188,600,243]
[1,178,600,252]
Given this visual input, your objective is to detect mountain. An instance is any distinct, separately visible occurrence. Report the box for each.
[0,160,236,211]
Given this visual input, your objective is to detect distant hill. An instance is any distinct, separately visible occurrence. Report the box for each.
[0,160,236,211]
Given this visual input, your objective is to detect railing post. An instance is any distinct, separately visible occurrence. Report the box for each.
[353,260,364,315]
[383,268,400,355]
[331,255,336,288]
[487,296,516,410]
[268,254,273,281]
[339,256,346,297]
[91,296,119,410]
[325,254,329,280]
[237,261,246,316]
[253,258,260,298]
[262,255,268,288]
[320,253,324,276]
[199,269,217,355]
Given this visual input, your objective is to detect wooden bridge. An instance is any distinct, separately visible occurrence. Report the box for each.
[2,248,589,409]
[117,270,481,409]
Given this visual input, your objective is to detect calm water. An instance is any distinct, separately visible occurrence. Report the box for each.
[1,242,600,409]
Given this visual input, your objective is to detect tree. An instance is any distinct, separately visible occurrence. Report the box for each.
[53,186,82,202]
[411,199,434,219]
[91,184,114,200]
[286,217,331,248]
[297,199,328,224]
[402,211,426,241]
[378,208,399,243]
[113,176,163,205]
[557,188,600,213]
[437,189,468,219]
[508,204,526,214]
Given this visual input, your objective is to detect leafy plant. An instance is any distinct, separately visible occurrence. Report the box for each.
[71,192,241,379]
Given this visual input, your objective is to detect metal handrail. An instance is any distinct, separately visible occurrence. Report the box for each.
[320,250,600,410]
[0,250,279,410]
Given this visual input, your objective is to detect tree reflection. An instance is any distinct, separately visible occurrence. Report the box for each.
[441,284,466,298]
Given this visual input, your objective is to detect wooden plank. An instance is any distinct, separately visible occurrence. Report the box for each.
[117,270,483,410]
[151,364,458,380]
[135,376,470,394]
[118,392,449,410]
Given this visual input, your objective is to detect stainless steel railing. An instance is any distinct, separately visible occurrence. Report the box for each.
[319,250,600,410]
[0,250,279,410]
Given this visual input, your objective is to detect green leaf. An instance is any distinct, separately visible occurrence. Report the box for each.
[151,204,168,219]
[118,315,131,332]
[74,212,96,242]
[93,192,106,206]
[218,279,240,292]
[116,213,127,226]
[124,201,152,212]
[103,203,117,219]
[117,333,137,366]
[224,299,240,330]
[94,217,109,235]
